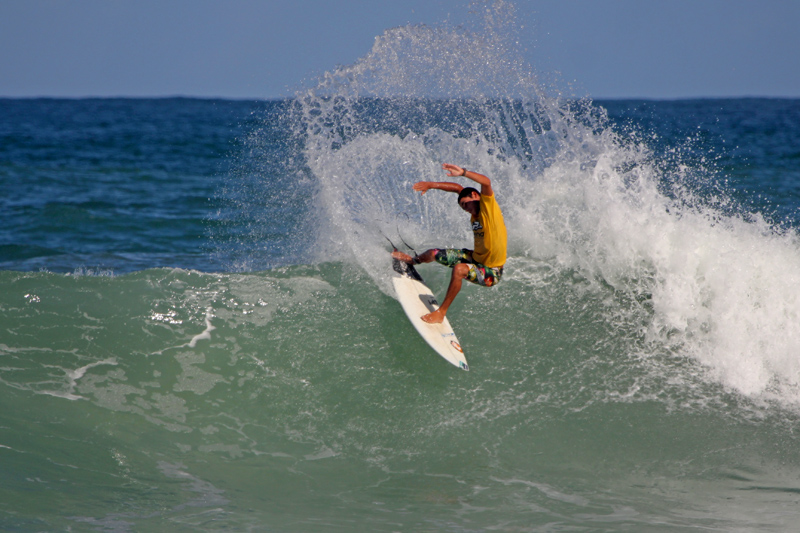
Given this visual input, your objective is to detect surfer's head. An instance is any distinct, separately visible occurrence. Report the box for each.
[457,187,480,216]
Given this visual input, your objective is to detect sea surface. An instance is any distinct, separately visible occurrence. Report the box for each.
[3,19,800,533]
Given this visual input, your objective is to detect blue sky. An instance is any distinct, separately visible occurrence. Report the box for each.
[1,0,798,99]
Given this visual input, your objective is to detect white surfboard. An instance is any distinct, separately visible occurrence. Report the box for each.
[391,258,469,370]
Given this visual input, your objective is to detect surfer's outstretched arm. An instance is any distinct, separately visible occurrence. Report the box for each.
[413,163,493,197]
[412,181,463,195]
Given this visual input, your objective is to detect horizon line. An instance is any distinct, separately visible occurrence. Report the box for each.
[2,93,799,102]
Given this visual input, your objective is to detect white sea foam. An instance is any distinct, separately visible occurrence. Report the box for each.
[188,307,216,348]
[41,358,118,401]
[508,133,800,403]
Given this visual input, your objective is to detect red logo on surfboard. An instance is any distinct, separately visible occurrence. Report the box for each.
[450,340,463,353]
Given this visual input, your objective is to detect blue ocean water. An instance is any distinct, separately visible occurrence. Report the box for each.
[3,21,800,533]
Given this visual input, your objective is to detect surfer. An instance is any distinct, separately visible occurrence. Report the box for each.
[392,163,507,324]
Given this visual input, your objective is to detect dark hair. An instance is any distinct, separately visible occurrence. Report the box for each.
[457,187,479,203]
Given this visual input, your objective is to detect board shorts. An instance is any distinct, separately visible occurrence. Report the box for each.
[433,248,504,287]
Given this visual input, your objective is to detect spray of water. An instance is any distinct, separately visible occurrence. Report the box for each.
[232,1,800,405]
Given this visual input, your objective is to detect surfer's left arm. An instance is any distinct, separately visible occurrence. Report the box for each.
[442,163,493,197]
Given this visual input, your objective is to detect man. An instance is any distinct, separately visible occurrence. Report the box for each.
[392,162,507,324]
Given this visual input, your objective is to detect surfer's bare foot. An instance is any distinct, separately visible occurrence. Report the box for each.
[391,250,414,263]
[421,309,445,324]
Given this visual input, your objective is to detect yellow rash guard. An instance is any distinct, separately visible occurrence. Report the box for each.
[471,193,507,268]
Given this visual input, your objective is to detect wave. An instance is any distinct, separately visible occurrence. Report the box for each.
[0,261,793,431]
[212,10,800,406]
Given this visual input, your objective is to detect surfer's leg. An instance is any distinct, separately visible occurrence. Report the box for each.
[421,263,470,324]
[432,248,471,267]
[466,263,503,287]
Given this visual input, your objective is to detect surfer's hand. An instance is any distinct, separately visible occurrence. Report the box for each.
[412,181,432,195]
[442,163,464,177]
[391,250,414,263]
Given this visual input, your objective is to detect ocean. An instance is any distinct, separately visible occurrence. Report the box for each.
[3,21,800,533]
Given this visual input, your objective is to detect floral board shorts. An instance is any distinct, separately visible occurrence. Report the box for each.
[433,248,504,287]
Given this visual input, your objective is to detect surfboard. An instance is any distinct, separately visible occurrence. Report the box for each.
[391,258,469,370]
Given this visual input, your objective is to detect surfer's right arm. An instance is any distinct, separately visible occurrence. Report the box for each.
[412,181,463,195]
